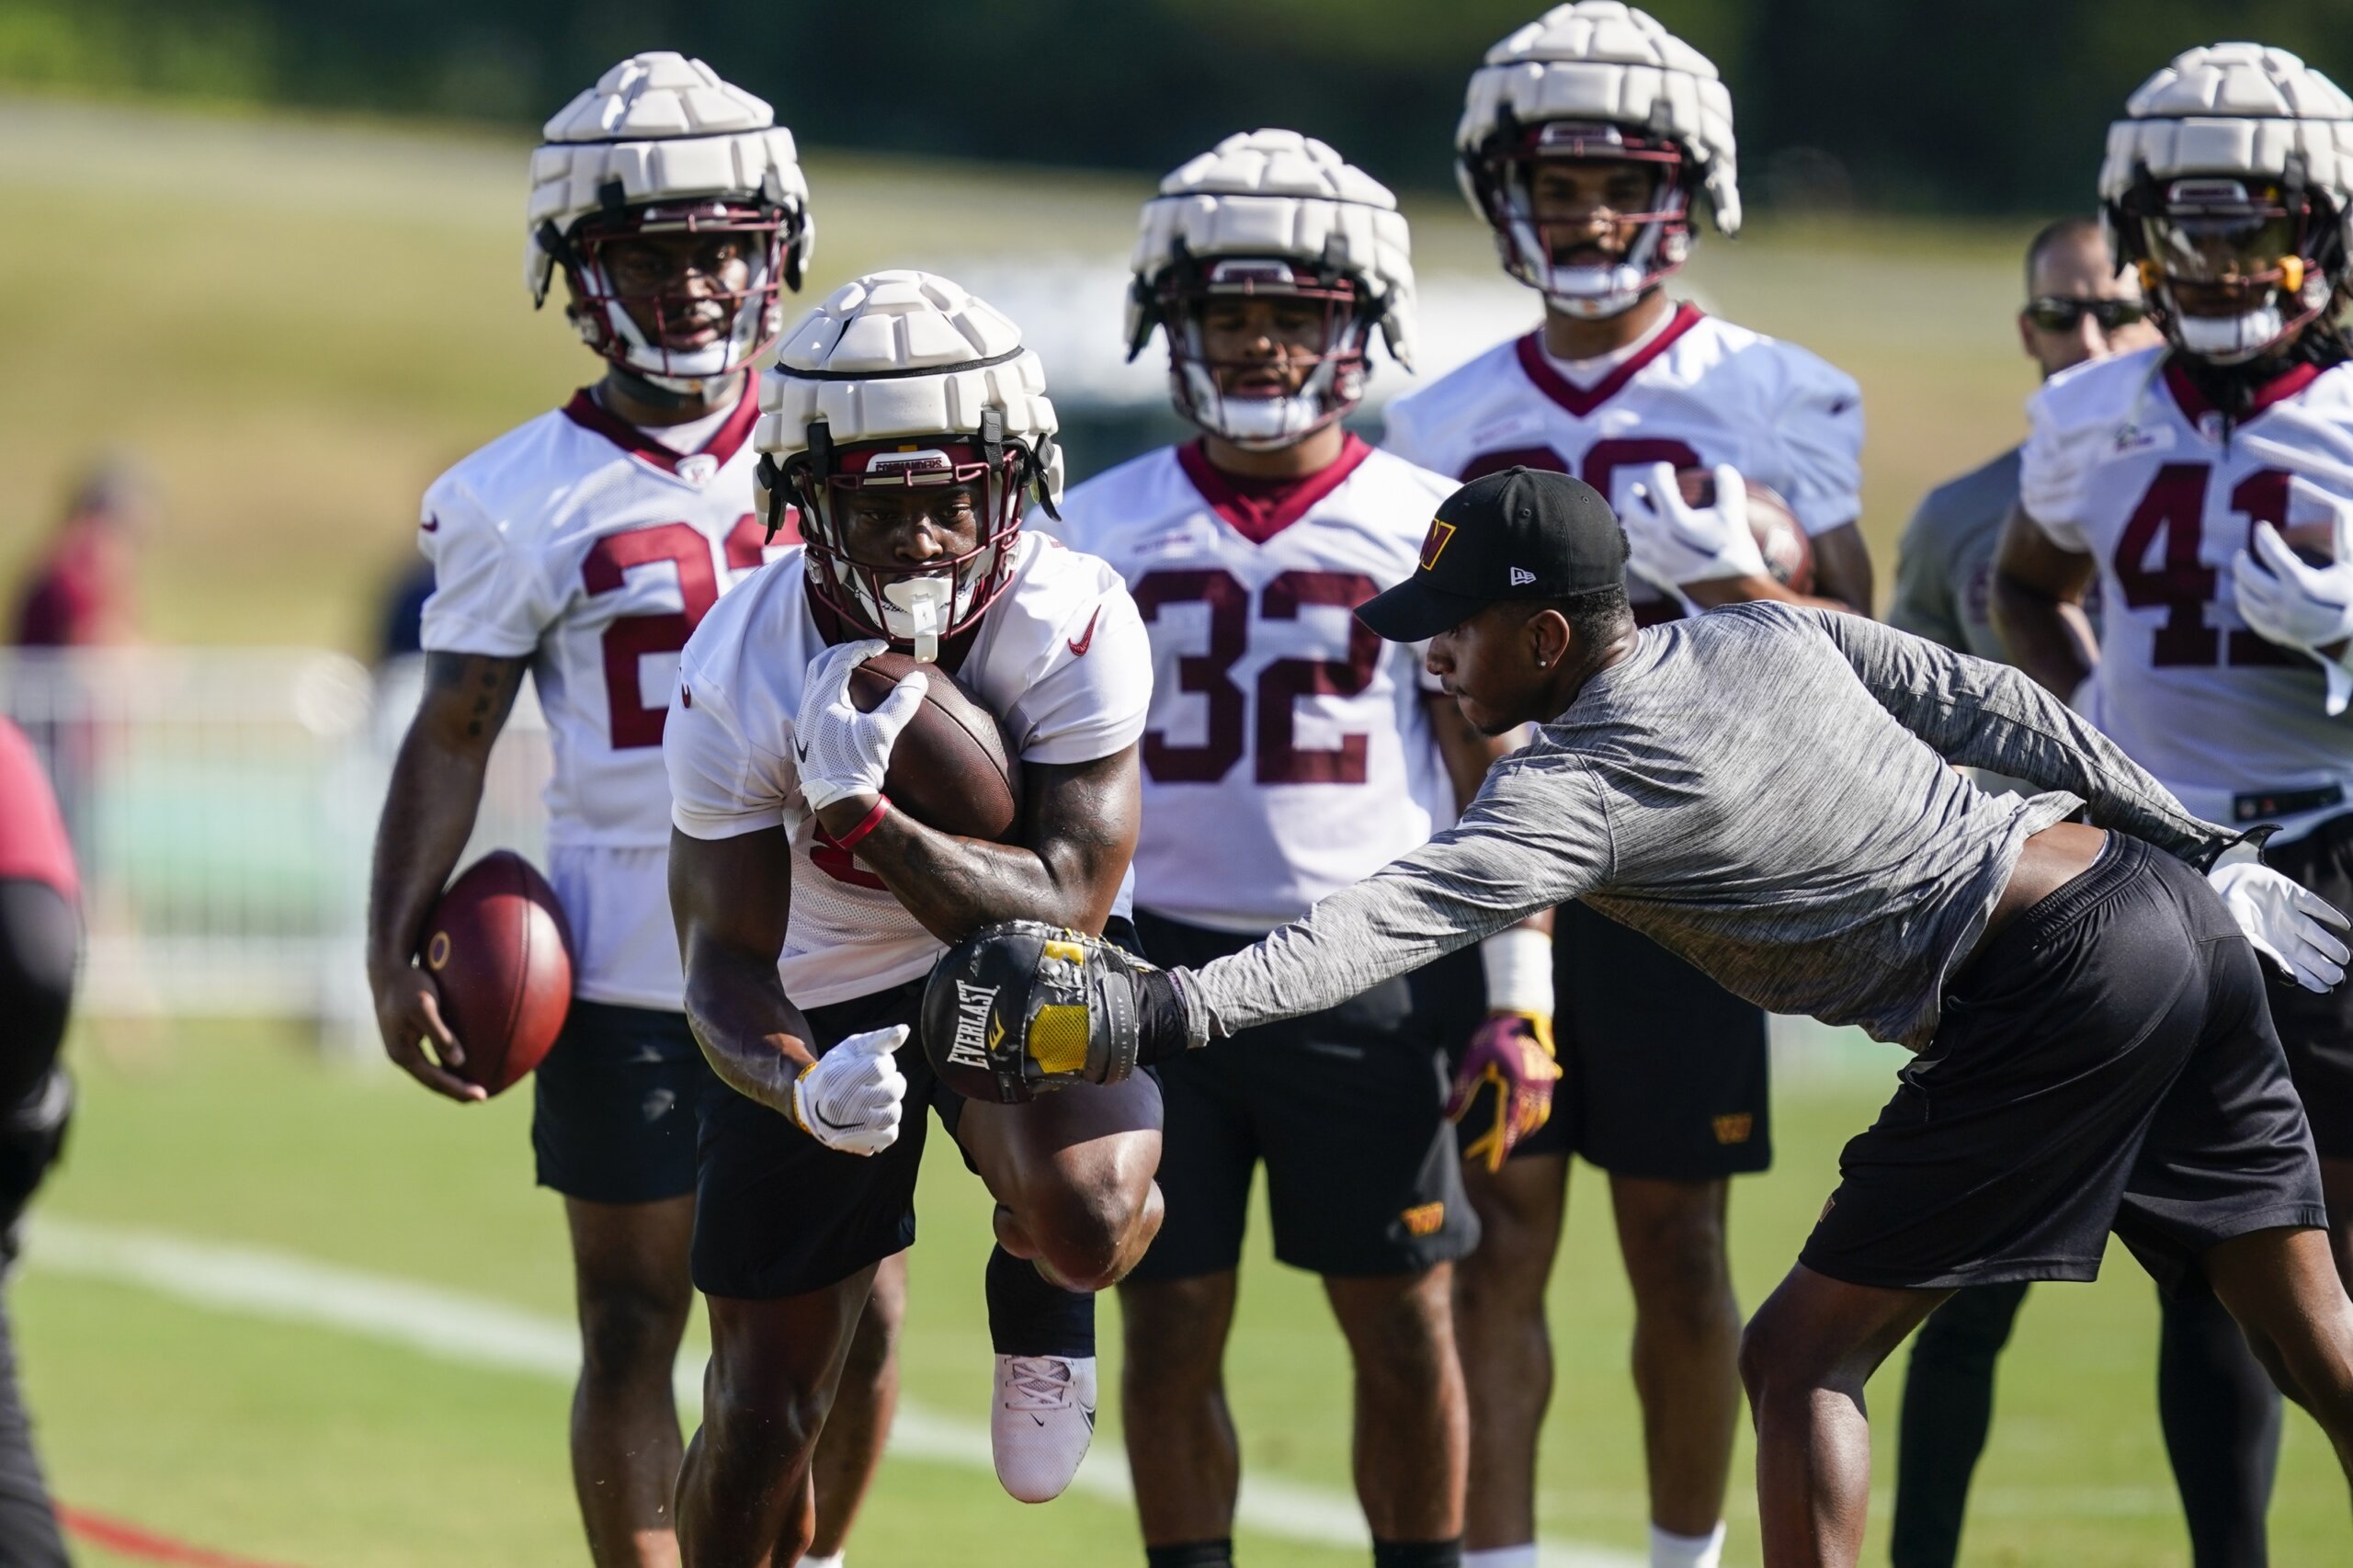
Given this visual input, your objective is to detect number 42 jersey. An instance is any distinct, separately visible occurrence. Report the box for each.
[418,385,790,1009]
[1045,437,1460,933]
[2020,347,2353,833]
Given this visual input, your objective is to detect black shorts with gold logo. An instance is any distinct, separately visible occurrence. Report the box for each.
[1125,911,1482,1281]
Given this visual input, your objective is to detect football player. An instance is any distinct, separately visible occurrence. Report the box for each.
[1045,131,1547,1568]
[1377,9,1864,1565]
[364,55,897,1568]
[1995,43,2353,1301]
[664,270,1163,1562]
[0,717,79,1568]
[929,466,2353,1568]
[1891,221,2287,1568]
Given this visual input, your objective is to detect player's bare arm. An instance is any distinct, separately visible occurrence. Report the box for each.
[1804,521,1874,612]
[813,747,1139,946]
[364,650,528,1101]
[669,824,815,1111]
[1989,504,2098,697]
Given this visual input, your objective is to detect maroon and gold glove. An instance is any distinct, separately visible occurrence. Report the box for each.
[1447,1012,1562,1173]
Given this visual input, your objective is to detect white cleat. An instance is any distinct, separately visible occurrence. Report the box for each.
[992,1352,1097,1503]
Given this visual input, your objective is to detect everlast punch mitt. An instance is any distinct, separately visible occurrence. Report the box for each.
[922,921,1195,1102]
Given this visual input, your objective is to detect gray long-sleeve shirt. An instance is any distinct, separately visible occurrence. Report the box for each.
[1192,603,2234,1051]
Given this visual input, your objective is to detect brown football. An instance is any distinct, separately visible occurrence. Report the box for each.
[1676,469,1815,593]
[847,651,1024,842]
[417,850,574,1096]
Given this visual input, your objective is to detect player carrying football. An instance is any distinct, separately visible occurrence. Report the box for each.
[1376,8,1865,1564]
[929,465,2353,1568]
[664,270,1165,1564]
[365,55,896,1568]
[1046,130,1543,1568]
[1995,44,2353,1305]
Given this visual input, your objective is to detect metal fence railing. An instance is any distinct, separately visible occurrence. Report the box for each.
[3,649,551,1050]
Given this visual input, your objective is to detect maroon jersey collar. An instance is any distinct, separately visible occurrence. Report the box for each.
[1513,301,1703,419]
[562,378,762,478]
[1176,434,1375,546]
[2160,357,2325,429]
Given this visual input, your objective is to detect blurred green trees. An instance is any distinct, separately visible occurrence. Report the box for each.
[4,0,2349,211]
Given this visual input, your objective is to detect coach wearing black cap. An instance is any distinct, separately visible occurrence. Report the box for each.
[931,463,2353,1565]
[1361,467,1644,741]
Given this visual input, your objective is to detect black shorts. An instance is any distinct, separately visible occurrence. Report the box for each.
[1802,835,2326,1293]
[690,921,1145,1301]
[532,1000,716,1205]
[1125,912,1482,1282]
[690,978,953,1301]
[2255,810,2353,1158]
[1456,901,1770,1180]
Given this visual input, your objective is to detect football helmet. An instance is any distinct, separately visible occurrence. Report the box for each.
[756,271,1062,663]
[1457,2,1739,319]
[527,52,813,396]
[1127,129,1415,449]
[2101,43,2353,365]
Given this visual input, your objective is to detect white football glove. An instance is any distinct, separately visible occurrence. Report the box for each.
[791,1024,910,1155]
[2233,521,2353,715]
[792,639,926,812]
[2210,858,2352,993]
[1622,462,1770,591]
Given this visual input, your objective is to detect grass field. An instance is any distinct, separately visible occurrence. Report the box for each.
[15,1020,2350,1567]
[8,89,2350,1568]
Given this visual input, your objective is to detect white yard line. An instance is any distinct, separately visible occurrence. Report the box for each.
[24,1217,1637,1568]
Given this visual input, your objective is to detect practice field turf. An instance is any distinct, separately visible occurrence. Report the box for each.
[18,1021,2350,1566]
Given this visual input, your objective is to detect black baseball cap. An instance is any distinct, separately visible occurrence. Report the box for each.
[1357,468,1629,642]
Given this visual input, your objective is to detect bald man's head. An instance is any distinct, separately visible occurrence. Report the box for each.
[2018,218,2159,379]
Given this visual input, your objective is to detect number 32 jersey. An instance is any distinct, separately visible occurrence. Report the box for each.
[2020,347,2353,829]
[418,385,790,1009]
[1045,437,1459,933]
[1381,304,1862,614]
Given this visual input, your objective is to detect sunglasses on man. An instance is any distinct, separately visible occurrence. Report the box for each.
[2023,296,2147,333]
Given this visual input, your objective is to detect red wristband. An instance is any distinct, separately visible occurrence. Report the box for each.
[832,795,890,851]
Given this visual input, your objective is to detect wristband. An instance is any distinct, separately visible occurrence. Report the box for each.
[832,795,890,852]
[1479,926,1554,1017]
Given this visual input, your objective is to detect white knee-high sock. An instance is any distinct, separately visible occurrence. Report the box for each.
[797,1555,845,1568]
[1650,1520,1725,1568]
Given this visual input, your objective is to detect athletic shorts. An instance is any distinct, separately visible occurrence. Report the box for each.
[1802,835,2326,1294]
[2255,810,2353,1158]
[532,1000,715,1206]
[1125,912,1482,1282]
[691,921,1143,1301]
[1455,901,1770,1180]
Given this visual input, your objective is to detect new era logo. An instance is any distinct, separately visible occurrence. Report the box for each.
[1509,567,1538,586]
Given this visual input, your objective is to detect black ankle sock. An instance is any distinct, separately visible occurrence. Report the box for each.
[1144,1541,1233,1568]
[984,1242,1095,1357]
[1370,1540,1461,1568]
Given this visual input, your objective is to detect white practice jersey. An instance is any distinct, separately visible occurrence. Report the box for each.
[1382,303,1863,617]
[419,385,791,1009]
[1045,437,1460,932]
[2021,347,2353,839]
[666,535,1152,1008]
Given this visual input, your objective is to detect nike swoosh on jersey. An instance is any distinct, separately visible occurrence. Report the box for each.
[420,517,440,532]
[793,738,809,763]
[1066,607,1102,657]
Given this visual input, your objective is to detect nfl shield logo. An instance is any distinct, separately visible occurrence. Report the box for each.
[677,453,720,488]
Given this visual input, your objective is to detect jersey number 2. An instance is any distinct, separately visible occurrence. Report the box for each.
[2111,463,2296,668]
[581,517,771,748]
[1130,569,1381,785]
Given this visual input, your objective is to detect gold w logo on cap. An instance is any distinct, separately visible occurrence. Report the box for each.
[1419,518,1457,571]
